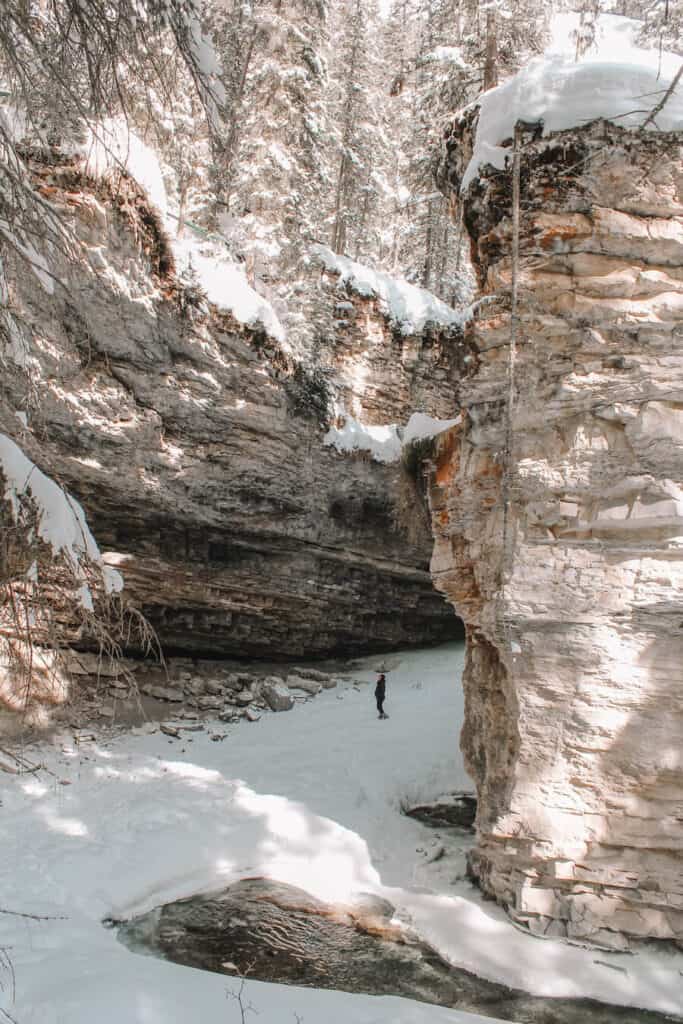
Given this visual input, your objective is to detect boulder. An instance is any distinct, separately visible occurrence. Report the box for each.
[286,675,322,695]
[291,667,334,684]
[261,679,294,712]
[140,684,184,702]
[195,696,223,711]
[204,680,225,696]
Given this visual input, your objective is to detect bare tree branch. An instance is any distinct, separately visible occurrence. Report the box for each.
[642,61,683,128]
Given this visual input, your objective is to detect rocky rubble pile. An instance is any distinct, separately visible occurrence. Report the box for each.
[63,651,355,729]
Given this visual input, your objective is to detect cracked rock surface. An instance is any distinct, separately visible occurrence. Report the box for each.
[0,159,462,659]
[431,118,683,948]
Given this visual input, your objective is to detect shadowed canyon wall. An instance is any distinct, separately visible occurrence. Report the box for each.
[0,154,464,659]
[430,118,683,948]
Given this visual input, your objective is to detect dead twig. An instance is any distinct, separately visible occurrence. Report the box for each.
[0,907,67,922]
[642,62,683,128]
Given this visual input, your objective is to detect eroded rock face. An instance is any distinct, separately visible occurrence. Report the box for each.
[115,877,677,1022]
[312,272,467,425]
[431,119,683,947]
[0,157,461,658]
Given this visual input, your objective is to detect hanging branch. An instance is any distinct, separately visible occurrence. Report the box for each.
[642,61,683,128]
[498,120,521,648]
[0,907,67,922]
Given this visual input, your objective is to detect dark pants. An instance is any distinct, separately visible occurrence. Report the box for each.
[376,695,385,715]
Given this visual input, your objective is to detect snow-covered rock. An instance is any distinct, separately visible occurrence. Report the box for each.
[0,154,460,662]
[312,244,464,336]
[78,118,169,218]
[459,14,683,192]
[173,234,286,343]
[324,416,402,463]
[324,412,462,464]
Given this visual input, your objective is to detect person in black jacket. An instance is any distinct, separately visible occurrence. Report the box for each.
[375,673,387,719]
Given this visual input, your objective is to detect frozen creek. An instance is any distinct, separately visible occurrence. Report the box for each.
[2,642,683,1024]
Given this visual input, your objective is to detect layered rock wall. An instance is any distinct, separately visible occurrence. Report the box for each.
[431,119,683,947]
[312,271,467,426]
[0,156,462,658]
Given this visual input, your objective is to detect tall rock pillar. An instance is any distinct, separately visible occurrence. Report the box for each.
[430,117,683,949]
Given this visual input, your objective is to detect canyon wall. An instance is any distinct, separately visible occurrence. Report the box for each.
[430,118,683,948]
[0,154,463,659]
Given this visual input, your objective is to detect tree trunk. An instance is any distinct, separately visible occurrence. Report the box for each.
[483,9,498,91]
[422,199,434,290]
[176,181,189,238]
[331,152,348,253]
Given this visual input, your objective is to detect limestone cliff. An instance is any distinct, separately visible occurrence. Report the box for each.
[431,118,683,948]
[0,154,463,658]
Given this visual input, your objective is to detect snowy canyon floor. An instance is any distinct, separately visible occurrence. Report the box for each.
[1,642,683,1024]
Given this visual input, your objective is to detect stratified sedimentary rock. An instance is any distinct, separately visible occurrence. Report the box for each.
[431,117,683,948]
[0,153,462,659]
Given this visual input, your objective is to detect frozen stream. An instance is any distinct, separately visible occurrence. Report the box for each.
[1,642,683,1023]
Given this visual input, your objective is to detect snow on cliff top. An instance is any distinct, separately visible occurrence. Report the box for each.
[324,411,461,464]
[77,122,286,344]
[462,14,683,191]
[173,235,287,344]
[78,118,169,218]
[312,244,464,336]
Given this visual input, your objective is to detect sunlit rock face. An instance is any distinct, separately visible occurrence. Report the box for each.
[311,267,467,426]
[0,158,460,658]
[431,118,683,948]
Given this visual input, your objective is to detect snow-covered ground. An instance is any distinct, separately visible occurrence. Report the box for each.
[2,642,683,1023]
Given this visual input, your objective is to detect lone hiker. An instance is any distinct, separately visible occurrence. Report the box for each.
[375,673,388,719]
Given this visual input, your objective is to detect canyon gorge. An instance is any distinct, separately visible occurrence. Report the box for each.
[2,119,683,956]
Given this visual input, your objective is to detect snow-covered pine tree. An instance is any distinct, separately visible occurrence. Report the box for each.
[385,0,550,303]
[327,0,392,264]
[629,0,683,54]
[210,0,332,306]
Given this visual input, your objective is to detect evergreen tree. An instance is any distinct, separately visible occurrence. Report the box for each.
[379,0,550,303]
[328,0,392,263]
[209,1,332,311]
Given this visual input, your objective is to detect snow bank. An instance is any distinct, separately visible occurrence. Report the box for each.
[462,14,683,191]
[174,235,287,344]
[312,244,463,336]
[403,411,461,445]
[77,118,168,217]
[324,411,460,464]
[324,417,402,464]
[0,433,123,597]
